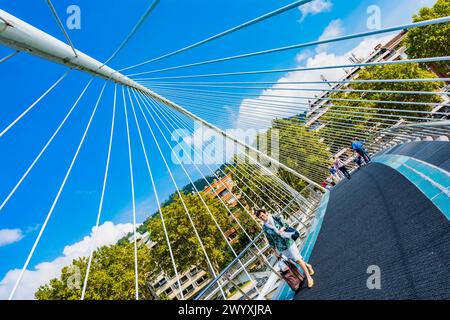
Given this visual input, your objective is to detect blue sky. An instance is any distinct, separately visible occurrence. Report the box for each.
[0,0,437,299]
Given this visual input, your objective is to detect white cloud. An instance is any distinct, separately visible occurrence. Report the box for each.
[419,0,437,6]
[295,51,310,63]
[0,229,24,247]
[299,0,333,21]
[235,34,394,129]
[0,221,133,300]
[317,19,344,52]
[178,124,253,164]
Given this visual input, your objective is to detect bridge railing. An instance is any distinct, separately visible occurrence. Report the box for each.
[194,184,325,300]
[365,121,450,155]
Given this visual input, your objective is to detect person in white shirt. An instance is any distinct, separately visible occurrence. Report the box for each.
[334,156,351,180]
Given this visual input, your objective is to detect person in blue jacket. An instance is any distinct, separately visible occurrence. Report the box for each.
[351,139,371,164]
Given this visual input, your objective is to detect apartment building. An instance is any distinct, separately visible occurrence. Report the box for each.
[151,264,210,300]
[203,174,240,207]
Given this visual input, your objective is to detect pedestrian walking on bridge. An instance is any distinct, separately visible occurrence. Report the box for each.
[351,139,371,164]
[255,208,315,289]
[334,156,351,180]
[329,166,342,182]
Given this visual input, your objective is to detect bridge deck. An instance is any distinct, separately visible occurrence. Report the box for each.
[294,162,450,300]
[378,141,450,171]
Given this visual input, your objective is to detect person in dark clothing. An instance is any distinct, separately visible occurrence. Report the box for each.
[353,155,363,169]
[351,140,371,164]
[334,157,351,179]
[329,166,341,182]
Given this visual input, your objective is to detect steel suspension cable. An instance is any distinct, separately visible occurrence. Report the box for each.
[125,16,450,77]
[0,50,19,64]
[0,79,92,211]
[9,80,105,300]
[118,0,315,72]
[122,87,141,300]
[132,91,227,299]
[0,69,71,137]
[45,0,78,57]
[81,84,117,300]
[133,56,450,80]
[102,0,160,66]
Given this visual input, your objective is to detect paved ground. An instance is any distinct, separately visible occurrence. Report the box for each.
[294,163,450,300]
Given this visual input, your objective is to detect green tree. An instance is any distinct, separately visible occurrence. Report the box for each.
[226,118,331,209]
[227,207,261,254]
[226,159,289,211]
[350,63,442,114]
[147,192,233,278]
[35,242,154,300]
[404,0,450,76]
[270,118,332,183]
[320,63,443,148]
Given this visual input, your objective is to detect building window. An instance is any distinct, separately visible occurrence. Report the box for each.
[164,287,172,296]
[227,196,237,205]
[227,232,237,241]
[182,284,195,296]
[218,189,230,198]
[154,278,167,289]
[189,267,199,277]
[195,275,208,286]
[180,275,189,284]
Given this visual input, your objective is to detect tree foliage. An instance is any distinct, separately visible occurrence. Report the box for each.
[270,118,332,183]
[35,242,154,300]
[35,189,259,300]
[226,118,331,208]
[404,0,450,76]
[147,192,233,277]
[228,208,261,254]
[320,63,443,148]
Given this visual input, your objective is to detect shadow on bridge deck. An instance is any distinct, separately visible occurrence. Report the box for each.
[294,162,450,300]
